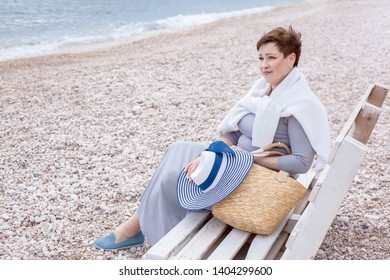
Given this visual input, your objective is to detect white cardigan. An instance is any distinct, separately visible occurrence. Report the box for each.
[217,68,331,172]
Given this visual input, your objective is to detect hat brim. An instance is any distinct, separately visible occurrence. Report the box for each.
[176,149,254,210]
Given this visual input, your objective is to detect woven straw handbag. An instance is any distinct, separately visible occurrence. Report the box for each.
[211,142,307,235]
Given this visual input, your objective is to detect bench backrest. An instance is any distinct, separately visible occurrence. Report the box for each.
[281,84,388,259]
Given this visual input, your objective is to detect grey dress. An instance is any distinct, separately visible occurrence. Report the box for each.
[137,114,315,245]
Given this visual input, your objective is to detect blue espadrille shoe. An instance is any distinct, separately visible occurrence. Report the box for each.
[93,231,144,251]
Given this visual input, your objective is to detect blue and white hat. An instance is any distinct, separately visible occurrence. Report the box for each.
[176,141,254,210]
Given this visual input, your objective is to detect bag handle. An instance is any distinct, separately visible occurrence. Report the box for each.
[251,142,291,158]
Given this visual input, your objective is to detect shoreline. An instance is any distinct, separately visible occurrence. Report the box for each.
[0,1,297,64]
[0,0,389,260]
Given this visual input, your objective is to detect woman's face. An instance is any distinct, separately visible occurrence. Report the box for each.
[258,42,296,89]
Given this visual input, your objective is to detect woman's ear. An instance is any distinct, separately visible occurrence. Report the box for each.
[289,53,296,67]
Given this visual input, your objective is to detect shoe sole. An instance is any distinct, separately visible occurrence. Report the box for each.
[93,242,144,251]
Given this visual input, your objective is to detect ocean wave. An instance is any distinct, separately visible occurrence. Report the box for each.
[152,6,272,29]
[0,6,273,61]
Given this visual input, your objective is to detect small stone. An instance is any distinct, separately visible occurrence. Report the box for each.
[317,249,325,256]
[2,214,10,220]
[42,247,50,258]
[71,188,80,194]
[1,223,10,230]
[364,214,379,220]
[27,187,36,193]
[337,216,350,225]
[12,205,20,212]
[49,190,57,198]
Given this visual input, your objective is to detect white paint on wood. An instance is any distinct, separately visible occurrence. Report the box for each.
[309,164,330,203]
[283,214,301,233]
[142,212,210,260]
[245,214,291,260]
[296,169,316,189]
[327,84,373,163]
[207,228,251,260]
[265,232,289,260]
[171,217,228,260]
[282,136,367,259]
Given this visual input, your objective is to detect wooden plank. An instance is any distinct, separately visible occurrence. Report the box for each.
[309,164,331,203]
[245,214,291,260]
[296,169,316,189]
[292,169,316,213]
[283,214,301,233]
[282,136,367,259]
[142,212,211,260]
[328,84,388,163]
[265,232,289,260]
[292,189,310,214]
[171,217,228,260]
[366,84,388,108]
[327,84,373,163]
[207,228,252,260]
[351,102,382,144]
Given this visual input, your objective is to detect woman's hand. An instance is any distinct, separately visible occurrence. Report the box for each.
[184,157,201,182]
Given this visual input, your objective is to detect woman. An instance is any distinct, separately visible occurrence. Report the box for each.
[94,26,331,250]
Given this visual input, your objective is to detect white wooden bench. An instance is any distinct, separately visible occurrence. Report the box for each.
[142,84,388,260]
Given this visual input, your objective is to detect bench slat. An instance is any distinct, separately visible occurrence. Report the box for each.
[142,212,210,260]
[283,214,301,233]
[171,217,228,260]
[352,102,382,144]
[328,84,387,163]
[207,228,252,260]
[327,84,373,163]
[265,232,289,260]
[366,84,388,108]
[245,214,290,260]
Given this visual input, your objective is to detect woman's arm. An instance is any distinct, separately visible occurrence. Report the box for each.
[218,136,235,146]
[277,117,315,174]
[218,131,241,146]
[254,155,280,170]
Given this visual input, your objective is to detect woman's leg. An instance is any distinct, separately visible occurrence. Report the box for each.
[114,213,140,243]
[137,141,208,245]
[94,212,144,250]
[94,140,208,249]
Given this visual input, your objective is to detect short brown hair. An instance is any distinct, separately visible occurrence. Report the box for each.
[256,26,302,67]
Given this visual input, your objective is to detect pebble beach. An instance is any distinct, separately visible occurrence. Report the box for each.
[0,0,389,260]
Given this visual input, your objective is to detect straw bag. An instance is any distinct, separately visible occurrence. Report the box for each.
[211,143,307,235]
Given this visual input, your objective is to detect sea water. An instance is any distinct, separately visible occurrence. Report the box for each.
[0,0,302,61]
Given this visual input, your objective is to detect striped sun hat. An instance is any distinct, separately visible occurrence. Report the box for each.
[176,141,254,210]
